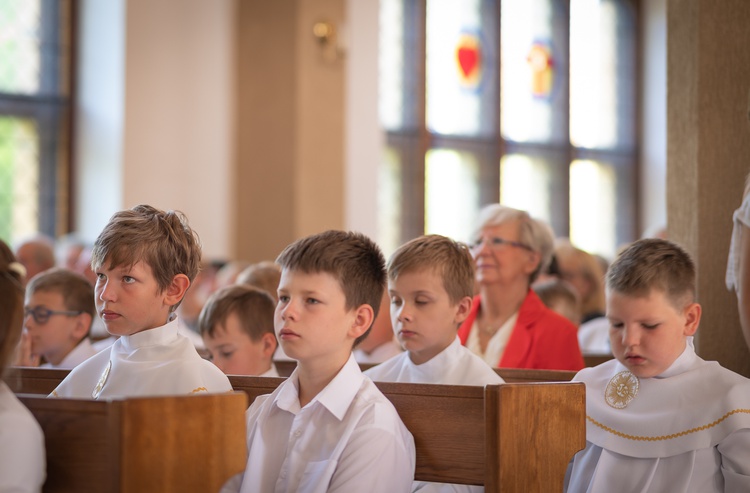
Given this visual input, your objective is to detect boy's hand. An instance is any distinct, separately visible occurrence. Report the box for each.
[14,330,41,367]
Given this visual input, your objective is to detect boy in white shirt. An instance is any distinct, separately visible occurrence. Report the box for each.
[50,204,231,398]
[16,268,98,369]
[199,284,279,376]
[564,238,750,492]
[365,234,503,493]
[230,230,415,493]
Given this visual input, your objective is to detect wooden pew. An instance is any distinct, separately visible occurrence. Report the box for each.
[6,365,577,394]
[229,375,586,492]
[17,391,248,493]
[11,368,585,492]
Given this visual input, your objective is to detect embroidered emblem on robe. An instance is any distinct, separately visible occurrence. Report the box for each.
[605,370,639,409]
[92,360,112,399]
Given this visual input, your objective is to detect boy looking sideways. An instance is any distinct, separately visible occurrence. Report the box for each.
[50,205,231,398]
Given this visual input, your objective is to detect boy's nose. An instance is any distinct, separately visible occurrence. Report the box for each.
[395,306,411,323]
[621,325,640,347]
[97,282,115,302]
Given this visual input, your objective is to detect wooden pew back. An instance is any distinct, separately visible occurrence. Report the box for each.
[18,392,248,493]
[229,375,586,492]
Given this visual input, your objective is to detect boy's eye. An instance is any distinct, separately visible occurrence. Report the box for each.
[220,351,234,359]
[610,321,624,329]
[306,298,320,304]
[278,295,289,303]
[415,298,430,305]
[96,273,106,281]
[123,276,135,284]
[642,323,659,330]
[390,296,402,306]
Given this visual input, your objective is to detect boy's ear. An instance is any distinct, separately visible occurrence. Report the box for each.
[164,274,191,307]
[349,304,375,340]
[70,312,92,342]
[683,302,701,336]
[453,296,473,325]
[261,332,277,357]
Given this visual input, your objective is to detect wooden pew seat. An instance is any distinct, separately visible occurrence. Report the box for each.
[18,391,248,493]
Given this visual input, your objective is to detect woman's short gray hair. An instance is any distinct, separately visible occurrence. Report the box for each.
[472,204,555,283]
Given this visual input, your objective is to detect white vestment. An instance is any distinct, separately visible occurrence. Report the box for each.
[565,338,750,492]
[366,336,504,493]
[50,317,232,399]
[41,337,98,369]
[0,382,46,493]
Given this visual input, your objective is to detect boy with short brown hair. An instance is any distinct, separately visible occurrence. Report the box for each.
[198,284,278,376]
[231,230,415,493]
[17,268,98,368]
[564,238,750,492]
[50,204,231,399]
[365,234,502,493]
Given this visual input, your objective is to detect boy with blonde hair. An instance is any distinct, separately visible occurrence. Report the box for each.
[198,284,279,376]
[51,205,231,398]
[229,230,415,493]
[17,268,98,368]
[565,239,750,492]
[365,234,502,493]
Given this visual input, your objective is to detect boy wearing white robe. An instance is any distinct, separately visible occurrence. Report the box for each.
[223,230,415,493]
[50,205,231,399]
[564,238,750,493]
[199,284,280,377]
[365,234,503,493]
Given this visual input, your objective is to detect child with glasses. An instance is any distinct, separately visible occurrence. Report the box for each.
[0,239,46,492]
[15,267,98,369]
[50,205,232,399]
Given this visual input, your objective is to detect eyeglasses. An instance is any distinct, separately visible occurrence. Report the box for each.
[24,306,83,325]
[469,236,533,252]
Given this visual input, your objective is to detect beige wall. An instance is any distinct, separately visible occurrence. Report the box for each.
[235,0,347,263]
[668,0,750,376]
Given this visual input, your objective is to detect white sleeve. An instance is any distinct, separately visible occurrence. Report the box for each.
[719,428,750,491]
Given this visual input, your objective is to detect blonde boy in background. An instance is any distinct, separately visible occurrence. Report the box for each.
[16,268,97,369]
[564,239,750,492]
[50,204,231,398]
[227,230,415,493]
[198,284,279,376]
[365,234,503,493]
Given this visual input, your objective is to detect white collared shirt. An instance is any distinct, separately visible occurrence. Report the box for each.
[365,336,502,493]
[365,336,503,386]
[565,338,750,492]
[0,382,46,492]
[236,354,415,493]
[41,338,98,369]
[50,317,232,399]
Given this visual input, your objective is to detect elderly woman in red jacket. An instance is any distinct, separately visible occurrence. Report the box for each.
[459,204,584,371]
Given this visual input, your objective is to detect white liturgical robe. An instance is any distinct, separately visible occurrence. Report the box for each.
[0,382,46,493]
[565,338,750,493]
[50,317,232,399]
[364,336,503,386]
[232,354,415,493]
[366,336,503,493]
[40,337,98,369]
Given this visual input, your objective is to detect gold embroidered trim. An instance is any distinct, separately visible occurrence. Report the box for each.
[50,390,58,397]
[190,387,208,394]
[587,409,750,441]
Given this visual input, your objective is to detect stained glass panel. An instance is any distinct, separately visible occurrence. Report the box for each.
[425,149,479,242]
[501,0,568,144]
[570,0,636,150]
[426,0,496,137]
[0,0,42,94]
[0,117,39,242]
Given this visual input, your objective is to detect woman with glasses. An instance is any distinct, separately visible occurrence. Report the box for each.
[0,239,46,492]
[458,204,585,371]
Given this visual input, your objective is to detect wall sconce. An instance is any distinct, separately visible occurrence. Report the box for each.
[312,20,345,63]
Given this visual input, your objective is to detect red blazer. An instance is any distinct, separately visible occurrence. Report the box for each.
[458,290,584,371]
